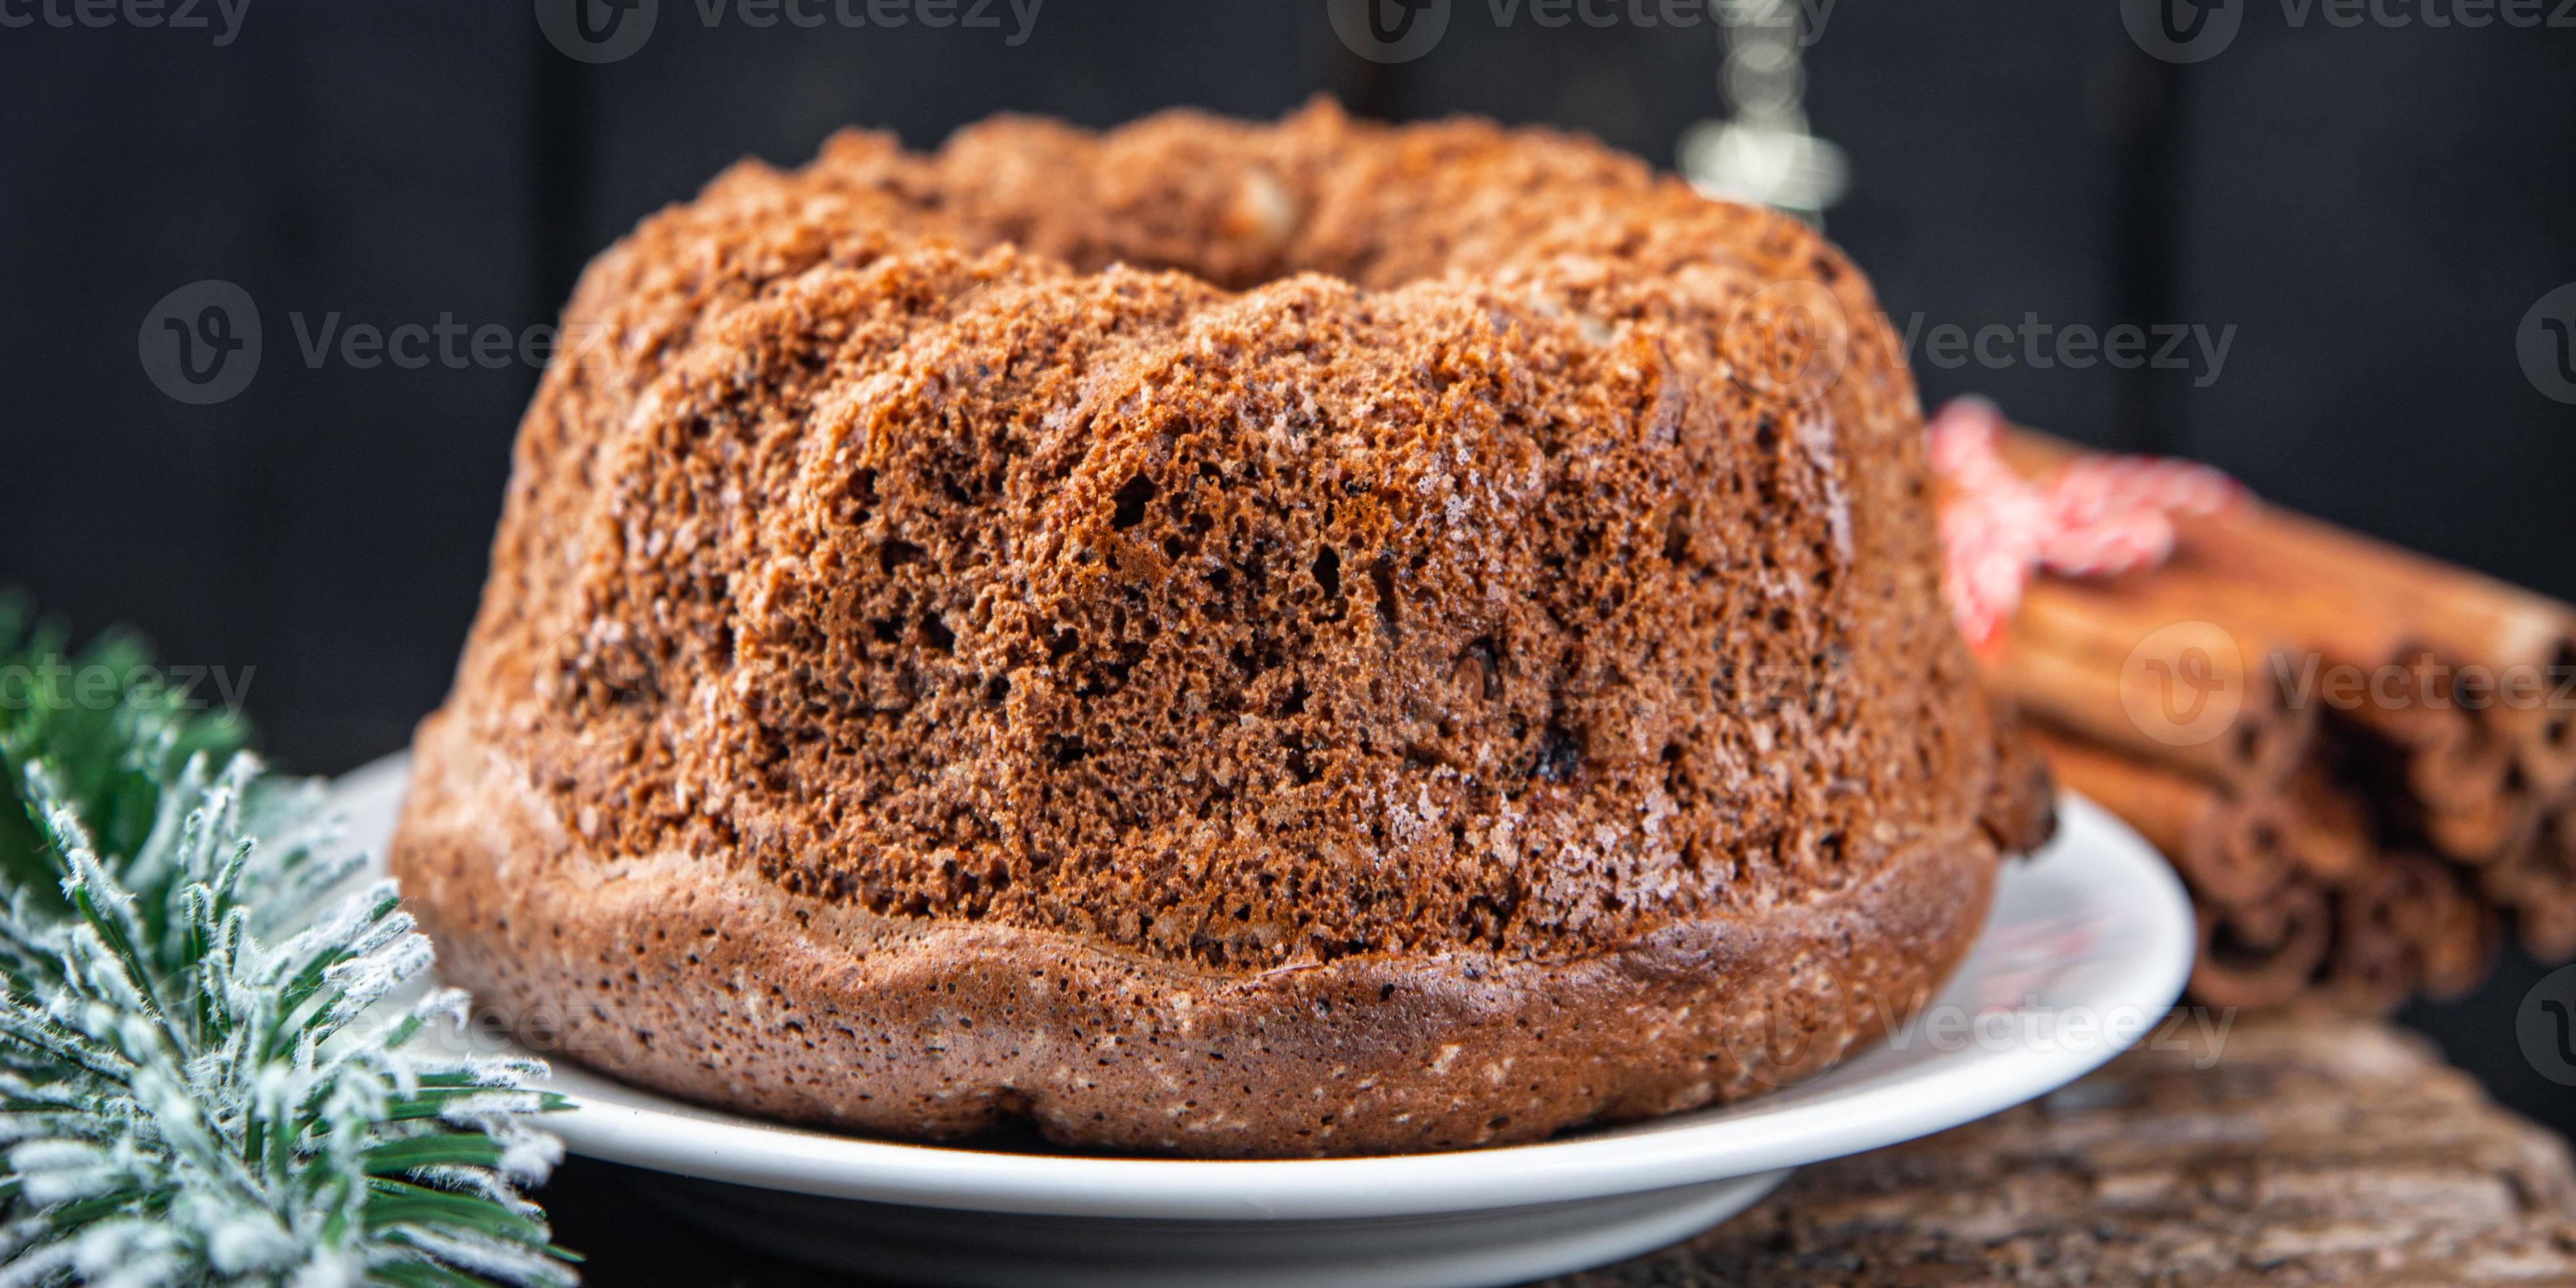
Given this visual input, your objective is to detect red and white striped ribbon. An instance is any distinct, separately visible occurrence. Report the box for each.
[1927,397,2245,647]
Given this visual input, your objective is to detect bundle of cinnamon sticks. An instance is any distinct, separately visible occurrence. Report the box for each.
[1982,429,2576,1012]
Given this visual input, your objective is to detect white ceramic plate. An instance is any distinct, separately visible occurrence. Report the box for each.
[336,756,2192,1287]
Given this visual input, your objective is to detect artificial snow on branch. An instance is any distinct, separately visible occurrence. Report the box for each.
[0,595,578,1287]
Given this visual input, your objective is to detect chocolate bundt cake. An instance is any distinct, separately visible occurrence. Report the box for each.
[392,103,2055,1159]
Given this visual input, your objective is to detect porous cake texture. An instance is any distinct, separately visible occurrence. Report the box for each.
[392,103,2054,1158]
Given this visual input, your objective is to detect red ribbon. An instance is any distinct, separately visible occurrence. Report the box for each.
[1928,397,2244,648]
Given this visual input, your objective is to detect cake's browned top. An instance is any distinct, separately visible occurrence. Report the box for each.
[445,102,2039,977]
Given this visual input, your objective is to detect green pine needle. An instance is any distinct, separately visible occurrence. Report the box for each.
[0,595,579,1286]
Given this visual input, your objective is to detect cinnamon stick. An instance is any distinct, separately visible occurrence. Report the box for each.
[2272,752,2373,885]
[2190,881,2334,1009]
[2028,726,2289,906]
[2321,854,2495,1011]
[2322,858,2423,1015]
[2416,862,2500,1000]
[2345,649,2523,811]
[1996,577,2315,791]
[2004,429,2576,808]
[2485,800,2576,963]
[1976,426,2573,1011]
[2029,725,2492,1013]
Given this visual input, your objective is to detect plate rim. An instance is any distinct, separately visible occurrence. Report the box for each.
[338,754,2193,1222]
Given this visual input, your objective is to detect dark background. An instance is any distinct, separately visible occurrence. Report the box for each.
[4,0,2573,1235]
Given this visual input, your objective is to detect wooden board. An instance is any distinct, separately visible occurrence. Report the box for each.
[1547,1011,2576,1286]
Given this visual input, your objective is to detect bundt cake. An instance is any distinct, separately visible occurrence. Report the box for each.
[390,102,2056,1159]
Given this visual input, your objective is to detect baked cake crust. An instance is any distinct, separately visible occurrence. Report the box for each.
[392,102,2053,1157]
[399,710,1996,1156]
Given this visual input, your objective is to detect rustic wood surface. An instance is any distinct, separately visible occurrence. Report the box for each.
[536,1012,2576,1287]
[1545,1012,2576,1286]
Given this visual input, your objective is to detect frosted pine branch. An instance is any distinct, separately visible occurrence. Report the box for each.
[0,597,577,1287]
